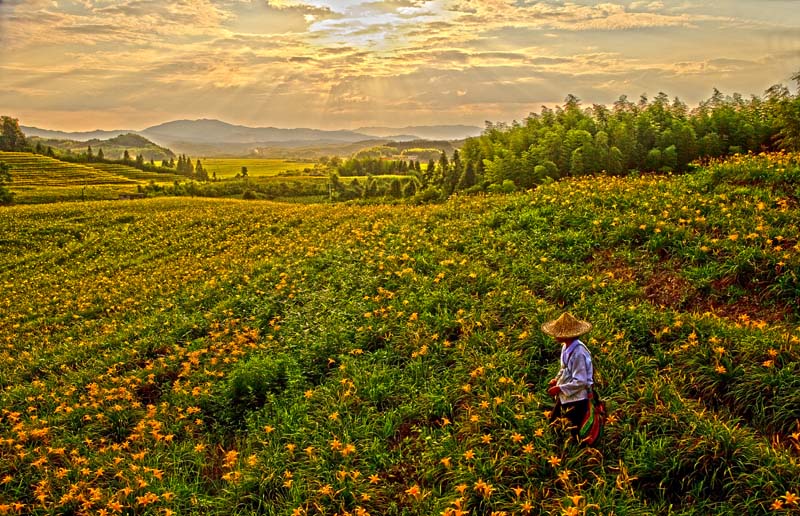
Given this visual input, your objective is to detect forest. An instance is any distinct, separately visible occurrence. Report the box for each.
[440,77,800,194]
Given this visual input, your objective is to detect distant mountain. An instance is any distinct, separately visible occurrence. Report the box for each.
[20,119,483,157]
[356,125,483,141]
[140,119,374,146]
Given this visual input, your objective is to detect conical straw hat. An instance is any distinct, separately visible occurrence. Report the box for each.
[541,312,592,339]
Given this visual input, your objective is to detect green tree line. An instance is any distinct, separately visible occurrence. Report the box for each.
[427,75,800,196]
[335,156,422,177]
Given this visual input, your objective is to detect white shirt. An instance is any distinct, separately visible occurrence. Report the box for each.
[556,339,594,403]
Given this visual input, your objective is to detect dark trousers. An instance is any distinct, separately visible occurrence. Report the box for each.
[551,398,589,438]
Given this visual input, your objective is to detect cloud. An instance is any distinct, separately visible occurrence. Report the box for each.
[2,0,800,130]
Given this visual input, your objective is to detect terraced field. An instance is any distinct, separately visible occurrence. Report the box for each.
[0,152,187,203]
[0,152,137,187]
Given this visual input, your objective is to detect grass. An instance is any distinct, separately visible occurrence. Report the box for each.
[202,158,315,179]
[0,152,798,515]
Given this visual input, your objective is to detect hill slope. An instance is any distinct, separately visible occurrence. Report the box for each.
[0,151,137,186]
[1,153,798,515]
[28,133,176,162]
[0,151,186,203]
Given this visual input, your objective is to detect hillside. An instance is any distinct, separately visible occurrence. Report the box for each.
[28,133,176,162]
[0,153,799,515]
[0,151,184,203]
[0,151,137,187]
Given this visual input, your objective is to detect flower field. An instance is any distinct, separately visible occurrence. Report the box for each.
[0,153,798,515]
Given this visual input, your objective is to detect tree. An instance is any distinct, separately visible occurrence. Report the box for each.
[0,116,26,151]
[364,175,378,197]
[644,148,662,171]
[123,150,131,162]
[457,162,476,190]
[0,161,13,204]
[389,178,402,198]
[607,146,624,175]
[35,141,44,154]
[438,150,449,175]
[87,146,94,162]
[402,179,418,197]
[97,148,104,161]
[195,160,208,181]
[772,71,800,151]
[662,145,678,171]
[241,166,248,178]
[570,147,585,176]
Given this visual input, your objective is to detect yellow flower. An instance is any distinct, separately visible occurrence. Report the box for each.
[405,484,422,499]
[714,364,727,374]
[548,455,562,467]
[463,449,475,460]
[440,457,452,468]
[783,491,799,505]
[511,432,524,443]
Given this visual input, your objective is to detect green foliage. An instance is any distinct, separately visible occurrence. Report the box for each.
[223,354,298,426]
[1,154,799,514]
[0,116,27,152]
[444,78,800,196]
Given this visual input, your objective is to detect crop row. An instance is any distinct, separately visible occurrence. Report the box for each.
[87,163,186,183]
[0,152,137,187]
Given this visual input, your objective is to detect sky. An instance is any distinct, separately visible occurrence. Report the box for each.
[0,0,799,132]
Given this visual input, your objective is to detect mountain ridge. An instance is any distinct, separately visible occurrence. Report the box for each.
[22,119,483,144]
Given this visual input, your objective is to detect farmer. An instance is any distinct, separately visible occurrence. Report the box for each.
[543,312,594,440]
